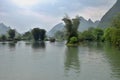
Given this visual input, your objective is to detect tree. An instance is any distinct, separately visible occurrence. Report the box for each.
[39,29,46,41]
[8,29,15,40]
[62,15,80,44]
[104,13,120,47]
[93,28,104,41]
[32,28,41,41]
[0,35,7,41]
[81,30,95,41]
[22,31,32,40]
[69,37,78,44]
[31,28,46,41]
[103,27,113,42]
[111,13,120,29]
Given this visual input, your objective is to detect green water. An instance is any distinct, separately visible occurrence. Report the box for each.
[0,41,120,80]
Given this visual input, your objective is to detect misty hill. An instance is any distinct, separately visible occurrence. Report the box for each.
[47,23,64,37]
[0,23,10,35]
[47,17,99,37]
[98,0,120,28]
[78,17,99,32]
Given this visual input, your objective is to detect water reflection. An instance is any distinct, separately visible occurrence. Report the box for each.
[104,43,120,79]
[64,47,80,74]
[1,42,7,45]
[32,41,46,49]
[8,42,17,48]
[82,42,104,50]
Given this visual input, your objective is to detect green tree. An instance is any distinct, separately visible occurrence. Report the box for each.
[69,37,78,44]
[104,13,120,47]
[39,29,46,41]
[62,15,80,44]
[31,28,46,41]
[111,13,120,29]
[103,27,113,42]
[93,28,104,41]
[32,28,41,41]
[8,29,16,40]
[22,31,32,40]
[81,30,95,41]
[111,29,120,47]
[0,35,7,41]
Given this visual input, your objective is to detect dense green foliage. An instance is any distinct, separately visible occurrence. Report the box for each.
[22,31,32,40]
[69,37,78,44]
[104,27,120,47]
[0,35,7,41]
[31,28,46,41]
[93,28,104,41]
[8,29,15,40]
[62,15,80,44]
[32,28,41,41]
[39,29,46,41]
[103,13,120,48]
[78,27,104,41]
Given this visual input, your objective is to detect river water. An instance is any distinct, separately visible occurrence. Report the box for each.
[0,41,120,80]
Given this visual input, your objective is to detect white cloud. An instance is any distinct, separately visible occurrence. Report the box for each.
[11,0,58,8]
[11,0,39,7]
[0,0,117,33]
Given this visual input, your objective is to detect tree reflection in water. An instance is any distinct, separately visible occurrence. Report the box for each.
[104,43,120,79]
[64,46,80,76]
[32,41,46,49]
[8,42,17,48]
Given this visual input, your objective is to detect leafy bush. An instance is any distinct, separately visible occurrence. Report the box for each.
[69,37,78,44]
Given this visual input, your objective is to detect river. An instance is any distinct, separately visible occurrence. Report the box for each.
[0,41,120,80]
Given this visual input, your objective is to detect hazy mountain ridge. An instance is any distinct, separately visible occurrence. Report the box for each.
[78,17,99,32]
[47,17,100,37]
[0,23,11,35]
[98,0,120,28]
[47,23,64,37]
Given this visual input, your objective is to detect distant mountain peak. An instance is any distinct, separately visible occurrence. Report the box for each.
[0,22,11,35]
[79,16,86,21]
[88,19,93,23]
[98,0,120,28]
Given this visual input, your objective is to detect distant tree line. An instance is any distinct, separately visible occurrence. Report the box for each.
[0,28,46,42]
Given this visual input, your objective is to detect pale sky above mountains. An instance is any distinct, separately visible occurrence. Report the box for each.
[0,0,116,33]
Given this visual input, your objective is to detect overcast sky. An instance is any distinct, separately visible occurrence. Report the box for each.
[0,0,116,33]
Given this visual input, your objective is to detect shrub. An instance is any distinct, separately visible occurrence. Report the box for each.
[69,37,78,44]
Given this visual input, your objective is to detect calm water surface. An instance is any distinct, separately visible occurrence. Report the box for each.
[0,41,120,80]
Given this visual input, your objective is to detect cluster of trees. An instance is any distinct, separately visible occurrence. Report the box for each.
[78,27,104,42]
[0,28,46,42]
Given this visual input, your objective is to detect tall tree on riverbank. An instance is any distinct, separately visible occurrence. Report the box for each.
[32,28,41,41]
[62,15,80,44]
[31,28,46,41]
[39,29,46,41]
[8,29,15,40]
